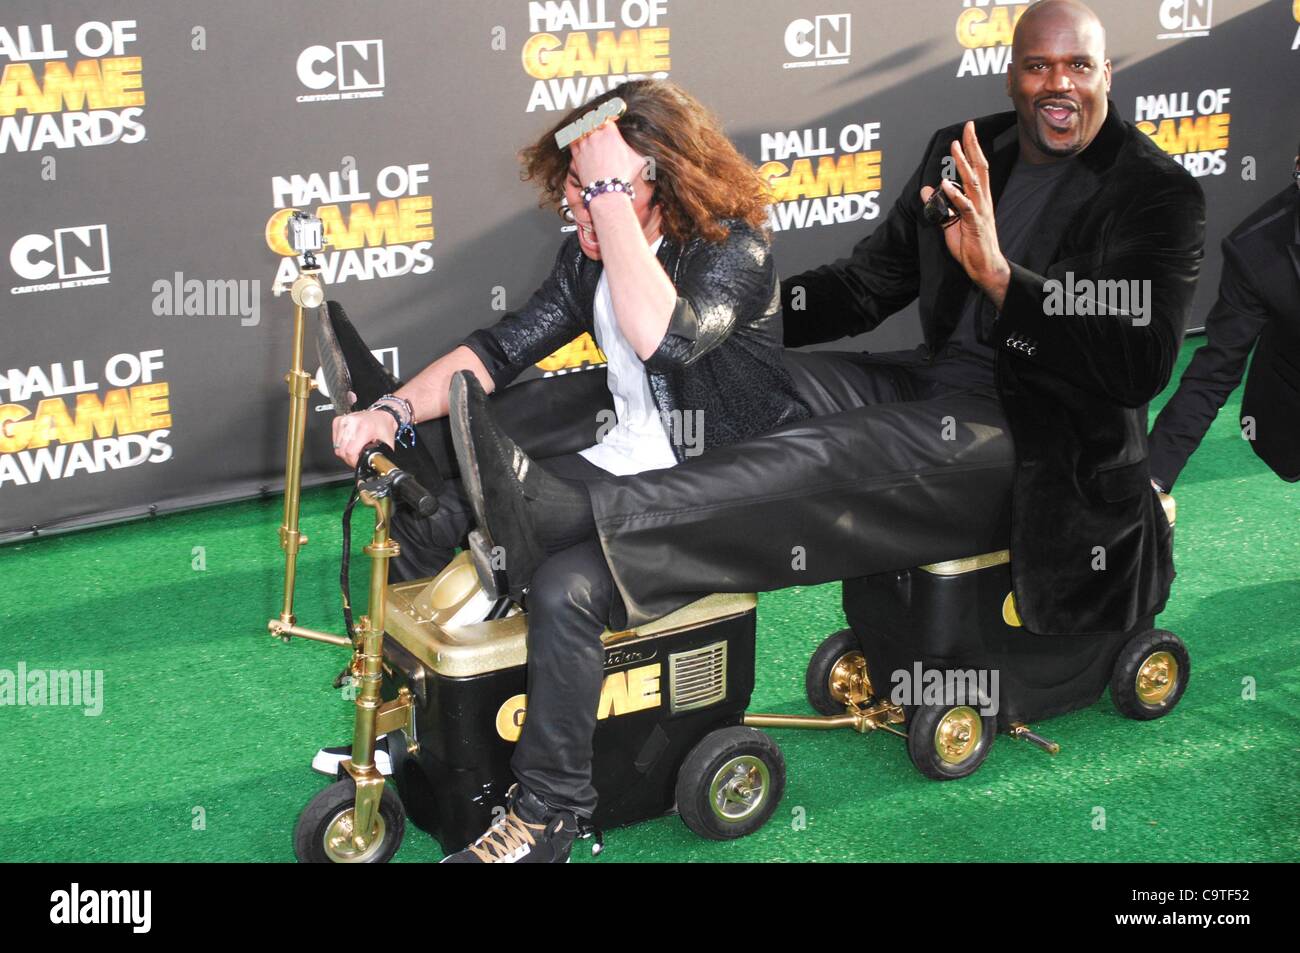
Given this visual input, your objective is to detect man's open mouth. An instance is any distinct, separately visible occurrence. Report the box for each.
[578,222,599,248]
[1038,101,1079,128]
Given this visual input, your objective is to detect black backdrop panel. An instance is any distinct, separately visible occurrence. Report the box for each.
[2,1,1295,540]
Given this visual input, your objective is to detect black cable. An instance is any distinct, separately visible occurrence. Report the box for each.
[340,455,367,642]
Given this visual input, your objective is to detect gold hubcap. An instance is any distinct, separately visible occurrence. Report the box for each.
[1136,651,1179,706]
[322,807,386,863]
[828,651,873,707]
[934,706,983,765]
[708,755,770,822]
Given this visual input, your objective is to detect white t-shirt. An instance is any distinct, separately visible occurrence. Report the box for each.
[579,236,679,476]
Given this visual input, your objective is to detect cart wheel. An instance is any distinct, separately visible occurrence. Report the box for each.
[805,628,872,716]
[293,778,406,863]
[906,704,995,780]
[1110,629,1189,721]
[676,727,785,841]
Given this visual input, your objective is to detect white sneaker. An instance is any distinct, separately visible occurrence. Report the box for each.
[311,735,393,777]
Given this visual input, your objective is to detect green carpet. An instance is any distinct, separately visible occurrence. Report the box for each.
[2,339,1297,863]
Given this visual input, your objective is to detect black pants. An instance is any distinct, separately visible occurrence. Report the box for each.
[589,348,1017,630]
[380,345,1015,817]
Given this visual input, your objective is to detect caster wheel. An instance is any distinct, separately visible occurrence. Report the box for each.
[907,704,995,780]
[1110,629,1189,721]
[805,628,872,716]
[293,778,406,863]
[676,727,785,841]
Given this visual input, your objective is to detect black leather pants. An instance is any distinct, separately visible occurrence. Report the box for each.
[508,536,618,819]
[589,348,1018,629]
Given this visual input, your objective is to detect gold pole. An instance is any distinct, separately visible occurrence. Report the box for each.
[744,712,861,730]
[347,491,400,848]
[276,267,324,626]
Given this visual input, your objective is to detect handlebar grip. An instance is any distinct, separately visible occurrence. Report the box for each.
[361,445,439,517]
[392,469,439,517]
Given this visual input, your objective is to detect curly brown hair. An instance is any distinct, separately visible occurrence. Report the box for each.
[519,80,770,244]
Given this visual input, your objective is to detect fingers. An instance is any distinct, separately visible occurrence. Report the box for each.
[332,413,369,468]
[941,178,976,220]
[950,121,991,200]
[964,120,990,172]
[920,185,935,204]
[950,137,978,197]
[332,414,354,466]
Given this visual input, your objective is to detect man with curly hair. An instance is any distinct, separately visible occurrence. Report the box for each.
[330,80,809,862]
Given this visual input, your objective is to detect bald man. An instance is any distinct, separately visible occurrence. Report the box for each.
[461,0,1205,638]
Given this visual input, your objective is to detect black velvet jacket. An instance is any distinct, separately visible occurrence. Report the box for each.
[462,219,810,462]
[783,105,1207,635]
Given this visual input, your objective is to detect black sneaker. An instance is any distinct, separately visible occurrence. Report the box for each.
[311,735,393,777]
[440,785,578,864]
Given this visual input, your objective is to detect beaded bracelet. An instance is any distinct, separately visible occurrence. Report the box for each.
[369,399,416,449]
[372,393,414,424]
[581,178,635,210]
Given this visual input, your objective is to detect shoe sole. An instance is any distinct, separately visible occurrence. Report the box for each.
[311,745,393,778]
[448,372,545,600]
[449,372,494,554]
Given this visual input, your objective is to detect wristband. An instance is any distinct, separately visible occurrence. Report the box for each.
[581,178,635,209]
[372,393,414,425]
[369,403,415,449]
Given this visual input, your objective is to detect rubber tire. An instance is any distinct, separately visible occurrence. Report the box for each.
[1110,629,1190,721]
[294,777,406,863]
[906,704,996,780]
[805,628,865,716]
[676,726,786,841]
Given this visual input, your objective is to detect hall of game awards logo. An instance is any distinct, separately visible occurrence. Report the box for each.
[0,349,173,489]
[955,0,1033,78]
[1156,0,1212,41]
[757,123,883,231]
[296,39,385,102]
[1135,87,1231,177]
[9,224,111,294]
[0,21,145,153]
[521,0,671,112]
[782,14,851,70]
[265,162,434,286]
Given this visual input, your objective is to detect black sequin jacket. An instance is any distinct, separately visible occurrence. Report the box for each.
[461,218,810,463]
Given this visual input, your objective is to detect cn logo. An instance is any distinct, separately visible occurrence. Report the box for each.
[10,224,111,285]
[297,39,385,93]
[784,15,851,62]
[1158,0,1212,39]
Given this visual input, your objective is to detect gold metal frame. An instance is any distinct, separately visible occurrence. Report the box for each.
[267,265,416,857]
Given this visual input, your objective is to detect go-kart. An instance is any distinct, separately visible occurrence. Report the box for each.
[266,257,1188,862]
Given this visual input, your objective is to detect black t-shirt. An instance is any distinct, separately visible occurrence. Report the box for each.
[929,156,1078,390]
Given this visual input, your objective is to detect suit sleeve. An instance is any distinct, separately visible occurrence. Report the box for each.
[461,237,588,390]
[642,223,775,373]
[1146,240,1272,490]
[990,171,1205,408]
[779,129,940,347]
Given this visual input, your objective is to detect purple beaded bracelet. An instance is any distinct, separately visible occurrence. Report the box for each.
[581,178,635,210]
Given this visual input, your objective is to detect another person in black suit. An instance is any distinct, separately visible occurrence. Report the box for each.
[460,0,1206,643]
[1148,147,1300,490]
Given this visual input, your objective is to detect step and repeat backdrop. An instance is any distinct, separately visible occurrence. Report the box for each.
[2,0,1296,540]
